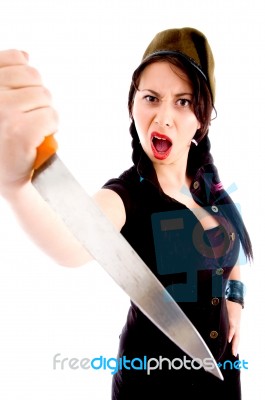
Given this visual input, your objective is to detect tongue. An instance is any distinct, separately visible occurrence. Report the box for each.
[153,137,171,152]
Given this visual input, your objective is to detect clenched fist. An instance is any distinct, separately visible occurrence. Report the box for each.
[0,50,58,197]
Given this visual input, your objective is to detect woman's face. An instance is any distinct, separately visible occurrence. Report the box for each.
[132,61,201,166]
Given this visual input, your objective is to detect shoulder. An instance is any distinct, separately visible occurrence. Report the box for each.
[102,165,141,208]
[103,165,140,190]
[92,166,140,232]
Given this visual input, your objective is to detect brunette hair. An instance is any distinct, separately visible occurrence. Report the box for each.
[128,53,214,139]
[127,54,253,261]
[128,53,217,177]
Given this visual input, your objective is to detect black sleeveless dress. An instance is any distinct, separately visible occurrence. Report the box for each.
[103,164,241,400]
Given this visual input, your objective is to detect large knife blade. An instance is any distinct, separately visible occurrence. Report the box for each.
[32,136,223,380]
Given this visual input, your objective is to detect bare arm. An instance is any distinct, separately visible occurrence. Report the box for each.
[228,264,241,281]
[3,182,92,266]
[0,50,126,267]
[227,264,243,356]
[3,184,126,267]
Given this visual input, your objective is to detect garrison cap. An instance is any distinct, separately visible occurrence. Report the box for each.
[141,27,215,103]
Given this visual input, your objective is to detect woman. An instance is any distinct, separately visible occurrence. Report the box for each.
[0,28,252,399]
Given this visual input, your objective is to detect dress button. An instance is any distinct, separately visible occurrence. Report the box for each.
[216,268,224,276]
[193,181,199,189]
[211,205,219,213]
[211,297,220,306]
[210,330,219,339]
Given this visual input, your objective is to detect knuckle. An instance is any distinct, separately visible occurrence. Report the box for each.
[43,106,59,125]
[25,65,42,83]
[50,108,59,128]
[25,85,51,103]
[53,108,59,123]
[41,86,52,100]
[8,49,24,61]
[0,49,27,66]
[44,107,59,132]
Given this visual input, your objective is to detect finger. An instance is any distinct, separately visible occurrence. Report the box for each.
[0,49,28,68]
[232,334,240,357]
[0,106,59,152]
[0,86,53,112]
[0,106,58,187]
[22,107,59,148]
[0,65,42,89]
[228,326,235,344]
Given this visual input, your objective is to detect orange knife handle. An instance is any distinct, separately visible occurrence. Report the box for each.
[34,135,58,170]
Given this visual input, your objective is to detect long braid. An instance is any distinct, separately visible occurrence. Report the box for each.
[130,122,253,262]
[189,134,253,262]
[130,122,143,167]
[187,133,213,177]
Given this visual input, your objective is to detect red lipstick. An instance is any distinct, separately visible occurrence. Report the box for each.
[151,132,172,160]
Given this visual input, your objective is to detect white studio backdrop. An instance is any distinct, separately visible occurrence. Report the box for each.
[0,0,263,399]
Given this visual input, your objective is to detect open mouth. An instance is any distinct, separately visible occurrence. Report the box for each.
[151,132,172,160]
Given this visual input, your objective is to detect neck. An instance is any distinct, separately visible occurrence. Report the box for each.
[153,157,191,194]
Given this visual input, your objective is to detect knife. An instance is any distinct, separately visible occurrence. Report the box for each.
[32,135,223,380]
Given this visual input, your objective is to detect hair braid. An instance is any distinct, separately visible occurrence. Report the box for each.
[188,134,253,262]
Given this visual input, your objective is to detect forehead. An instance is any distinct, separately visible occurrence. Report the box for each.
[138,61,193,91]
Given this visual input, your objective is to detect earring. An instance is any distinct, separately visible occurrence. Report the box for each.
[191,138,198,146]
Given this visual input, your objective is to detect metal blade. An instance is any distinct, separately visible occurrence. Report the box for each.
[32,154,223,380]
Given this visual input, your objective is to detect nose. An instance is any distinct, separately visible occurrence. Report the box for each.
[154,101,173,128]
[155,120,171,128]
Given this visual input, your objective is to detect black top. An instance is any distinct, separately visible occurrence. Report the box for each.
[103,163,241,400]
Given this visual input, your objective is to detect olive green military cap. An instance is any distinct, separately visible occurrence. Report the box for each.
[142,27,215,103]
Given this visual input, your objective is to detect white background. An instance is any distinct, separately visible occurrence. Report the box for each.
[0,0,264,399]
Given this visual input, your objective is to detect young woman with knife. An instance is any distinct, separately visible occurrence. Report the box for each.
[0,28,252,399]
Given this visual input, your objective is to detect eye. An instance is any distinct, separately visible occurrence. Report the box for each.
[144,95,159,103]
[176,98,192,107]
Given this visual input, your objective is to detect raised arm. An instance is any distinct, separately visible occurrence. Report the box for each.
[0,50,125,267]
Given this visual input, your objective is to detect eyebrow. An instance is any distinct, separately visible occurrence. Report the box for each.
[140,89,193,98]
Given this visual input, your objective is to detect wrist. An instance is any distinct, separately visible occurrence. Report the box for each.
[1,180,34,205]
[225,280,246,309]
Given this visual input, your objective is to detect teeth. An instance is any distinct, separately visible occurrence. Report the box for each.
[154,136,166,140]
